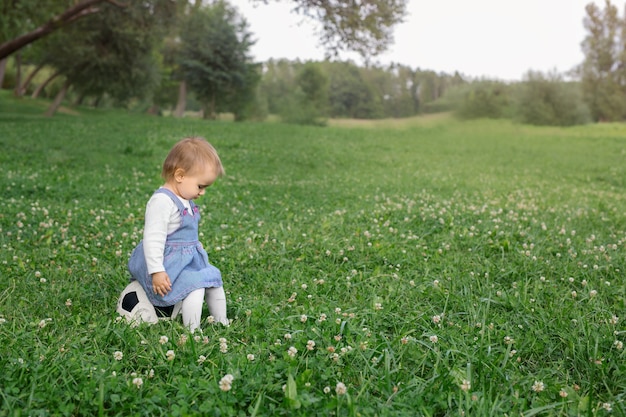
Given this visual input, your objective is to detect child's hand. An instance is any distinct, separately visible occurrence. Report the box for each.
[152,272,171,296]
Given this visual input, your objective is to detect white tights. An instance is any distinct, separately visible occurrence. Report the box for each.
[181,287,228,332]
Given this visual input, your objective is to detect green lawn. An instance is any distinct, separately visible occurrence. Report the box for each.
[1,96,625,416]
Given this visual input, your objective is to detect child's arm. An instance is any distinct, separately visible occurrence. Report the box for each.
[143,193,179,295]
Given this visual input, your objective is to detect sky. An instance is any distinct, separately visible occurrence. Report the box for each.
[229,0,607,81]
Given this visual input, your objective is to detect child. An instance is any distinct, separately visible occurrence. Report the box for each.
[117,137,228,332]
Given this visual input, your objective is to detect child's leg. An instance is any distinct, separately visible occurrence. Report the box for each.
[205,286,229,326]
[181,288,205,332]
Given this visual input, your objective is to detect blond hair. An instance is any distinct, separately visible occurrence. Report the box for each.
[161,137,225,180]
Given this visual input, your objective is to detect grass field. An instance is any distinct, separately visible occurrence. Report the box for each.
[1,93,626,416]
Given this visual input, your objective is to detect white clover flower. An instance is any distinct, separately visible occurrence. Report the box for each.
[132,377,143,388]
[306,340,316,351]
[219,337,228,353]
[65,299,72,307]
[300,315,308,323]
[589,290,598,298]
[206,315,215,324]
[159,336,169,345]
[614,340,623,350]
[602,402,612,412]
[532,380,545,392]
[318,313,327,322]
[504,336,515,345]
[113,351,123,361]
[219,374,234,392]
[559,389,568,398]
[166,350,175,361]
[0,318,6,324]
[323,386,331,394]
[197,355,206,364]
[460,379,471,392]
[335,382,347,395]
[288,346,298,358]
[247,354,255,361]
[284,333,292,340]
[374,303,383,311]
[432,315,441,324]
[429,335,438,344]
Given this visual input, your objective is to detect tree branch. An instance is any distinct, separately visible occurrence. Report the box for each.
[0,0,127,60]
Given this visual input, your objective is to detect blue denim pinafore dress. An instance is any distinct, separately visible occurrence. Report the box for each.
[128,188,222,307]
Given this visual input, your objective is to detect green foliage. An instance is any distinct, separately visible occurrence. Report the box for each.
[325,61,382,119]
[280,62,328,125]
[41,1,176,104]
[1,97,626,414]
[178,1,256,119]
[512,71,591,126]
[580,1,626,121]
[451,80,512,119]
[291,0,407,58]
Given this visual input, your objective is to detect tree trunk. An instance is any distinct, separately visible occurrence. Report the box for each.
[18,62,44,96]
[0,58,7,89]
[13,53,21,96]
[32,70,60,98]
[44,80,70,117]
[174,80,187,117]
[208,95,216,119]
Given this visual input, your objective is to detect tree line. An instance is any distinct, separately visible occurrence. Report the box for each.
[1,0,625,125]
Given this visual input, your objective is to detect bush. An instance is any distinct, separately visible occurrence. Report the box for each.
[512,71,591,126]
[451,81,512,119]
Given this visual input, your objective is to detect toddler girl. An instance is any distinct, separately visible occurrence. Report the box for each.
[118,137,228,332]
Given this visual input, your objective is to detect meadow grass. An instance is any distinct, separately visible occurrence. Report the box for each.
[1,95,626,416]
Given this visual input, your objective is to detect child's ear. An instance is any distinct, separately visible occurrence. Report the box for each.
[174,168,186,182]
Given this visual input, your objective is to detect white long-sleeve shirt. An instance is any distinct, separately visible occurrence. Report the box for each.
[143,189,192,275]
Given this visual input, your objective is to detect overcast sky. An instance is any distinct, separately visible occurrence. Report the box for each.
[229,0,607,81]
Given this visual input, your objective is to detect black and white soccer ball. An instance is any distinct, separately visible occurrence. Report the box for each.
[116,281,181,325]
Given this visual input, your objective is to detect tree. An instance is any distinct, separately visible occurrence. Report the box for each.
[0,0,126,61]
[281,62,329,125]
[513,70,590,126]
[40,0,176,115]
[178,1,256,119]
[452,81,511,120]
[1,0,407,64]
[259,59,300,115]
[283,0,408,58]
[580,0,626,121]
[325,61,381,119]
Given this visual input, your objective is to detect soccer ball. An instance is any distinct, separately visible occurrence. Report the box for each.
[116,281,181,325]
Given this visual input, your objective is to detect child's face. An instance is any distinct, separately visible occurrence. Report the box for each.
[172,165,218,201]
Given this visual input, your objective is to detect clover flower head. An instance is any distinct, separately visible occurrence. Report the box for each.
[532,380,545,392]
[219,374,234,392]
